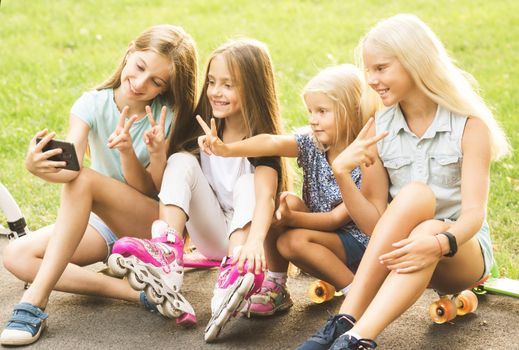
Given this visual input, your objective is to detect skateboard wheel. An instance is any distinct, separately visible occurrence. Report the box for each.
[308,280,335,304]
[429,297,457,324]
[455,290,478,316]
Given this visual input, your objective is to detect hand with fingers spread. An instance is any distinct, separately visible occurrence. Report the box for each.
[25,129,67,175]
[272,192,294,227]
[332,118,388,173]
[232,239,266,275]
[107,106,138,154]
[196,115,228,156]
[143,105,168,156]
[378,235,443,274]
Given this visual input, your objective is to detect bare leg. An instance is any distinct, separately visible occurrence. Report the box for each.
[265,193,309,273]
[339,182,436,319]
[278,228,352,288]
[3,224,139,303]
[6,168,159,309]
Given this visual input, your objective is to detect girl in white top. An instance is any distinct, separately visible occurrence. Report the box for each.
[298,14,510,350]
[1,25,198,346]
[156,38,289,342]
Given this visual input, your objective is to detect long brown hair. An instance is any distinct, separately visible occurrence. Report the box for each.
[170,38,290,191]
[98,24,198,148]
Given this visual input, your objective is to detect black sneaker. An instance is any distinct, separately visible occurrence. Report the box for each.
[330,334,377,349]
[296,313,356,350]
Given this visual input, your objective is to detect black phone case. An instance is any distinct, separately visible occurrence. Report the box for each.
[36,138,80,171]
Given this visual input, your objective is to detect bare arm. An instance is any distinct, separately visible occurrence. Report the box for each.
[197,116,299,158]
[285,204,352,231]
[234,165,278,273]
[25,114,89,184]
[331,118,389,235]
[442,117,491,247]
[107,108,157,197]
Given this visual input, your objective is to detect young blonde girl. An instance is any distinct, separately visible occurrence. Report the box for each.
[109,38,289,342]
[298,14,510,350]
[1,25,198,346]
[198,64,386,318]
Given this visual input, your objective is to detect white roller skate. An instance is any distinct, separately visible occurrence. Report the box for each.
[107,220,196,325]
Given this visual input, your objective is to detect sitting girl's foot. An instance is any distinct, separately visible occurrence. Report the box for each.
[248,277,293,316]
[330,333,377,349]
[296,313,356,350]
[205,257,264,342]
[0,302,48,346]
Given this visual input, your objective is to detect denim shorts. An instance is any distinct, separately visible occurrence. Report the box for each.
[89,212,118,261]
[444,219,493,279]
[336,228,367,273]
[475,221,493,278]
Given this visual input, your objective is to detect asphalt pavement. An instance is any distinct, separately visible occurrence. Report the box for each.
[0,237,518,349]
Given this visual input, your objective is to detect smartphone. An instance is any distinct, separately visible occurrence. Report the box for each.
[36,138,80,171]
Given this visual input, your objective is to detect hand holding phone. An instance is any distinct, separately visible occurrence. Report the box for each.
[35,137,80,171]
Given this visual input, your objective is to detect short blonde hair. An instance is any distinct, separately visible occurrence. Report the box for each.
[356,14,510,160]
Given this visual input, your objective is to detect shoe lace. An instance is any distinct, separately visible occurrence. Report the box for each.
[311,314,343,342]
[348,337,377,349]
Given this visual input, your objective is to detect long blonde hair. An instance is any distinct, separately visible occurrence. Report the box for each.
[303,64,380,151]
[356,14,510,160]
[172,38,290,192]
[97,24,198,151]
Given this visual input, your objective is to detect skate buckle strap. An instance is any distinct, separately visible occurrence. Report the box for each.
[165,228,178,243]
[221,256,231,266]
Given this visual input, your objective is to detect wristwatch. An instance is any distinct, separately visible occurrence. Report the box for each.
[438,232,457,257]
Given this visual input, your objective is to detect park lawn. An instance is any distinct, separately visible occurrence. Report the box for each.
[0,0,517,278]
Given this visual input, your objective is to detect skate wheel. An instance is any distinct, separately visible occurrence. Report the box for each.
[429,297,457,324]
[162,300,183,319]
[128,271,146,290]
[455,290,478,316]
[145,285,164,304]
[107,254,127,277]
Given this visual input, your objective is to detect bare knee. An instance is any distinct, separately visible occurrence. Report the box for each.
[3,239,34,280]
[277,230,307,260]
[408,219,448,239]
[63,167,96,196]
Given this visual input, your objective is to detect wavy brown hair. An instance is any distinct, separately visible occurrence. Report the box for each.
[171,38,290,192]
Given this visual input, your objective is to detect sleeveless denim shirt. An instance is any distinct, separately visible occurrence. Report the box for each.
[375,104,467,220]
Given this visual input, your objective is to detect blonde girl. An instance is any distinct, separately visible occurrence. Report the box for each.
[1,25,198,346]
[298,14,510,350]
[111,38,289,342]
[198,64,386,320]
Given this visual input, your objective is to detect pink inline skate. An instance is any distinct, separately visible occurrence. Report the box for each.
[204,257,264,342]
[107,220,196,325]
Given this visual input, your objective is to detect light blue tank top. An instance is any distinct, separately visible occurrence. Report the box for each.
[375,104,467,220]
[70,88,173,183]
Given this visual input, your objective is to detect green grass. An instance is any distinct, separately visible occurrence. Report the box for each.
[1,0,517,278]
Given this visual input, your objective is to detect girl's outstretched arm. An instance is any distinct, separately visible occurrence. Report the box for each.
[332,118,389,235]
[233,165,278,274]
[25,115,89,184]
[197,116,298,158]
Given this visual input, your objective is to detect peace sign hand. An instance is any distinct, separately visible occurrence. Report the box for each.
[143,105,168,156]
[196,115,228,156]
[272,192,293,227]
[331,118,388,173]
[107,106,138,154]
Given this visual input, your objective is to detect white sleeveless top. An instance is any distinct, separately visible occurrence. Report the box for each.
[375,104,467,220]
